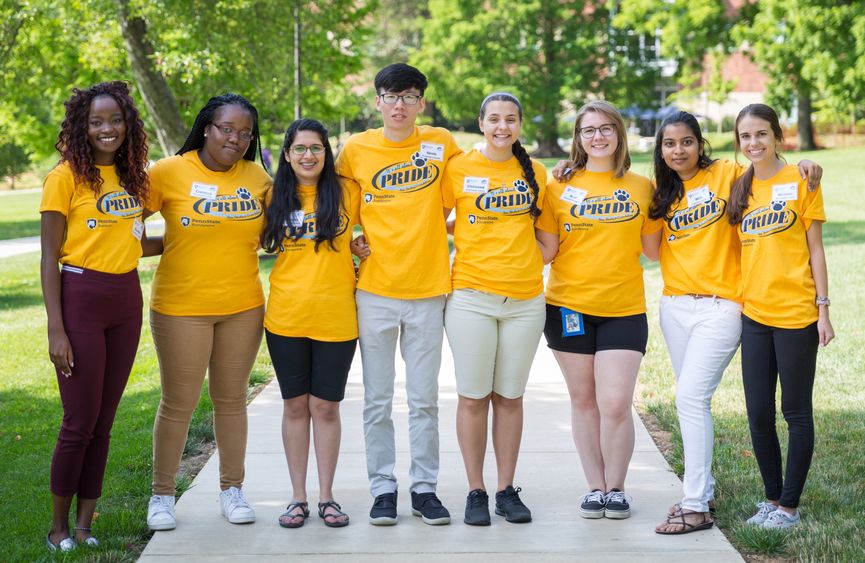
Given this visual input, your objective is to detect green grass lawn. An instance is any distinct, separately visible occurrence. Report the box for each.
[1,146,863,560]
[0,190,43,241]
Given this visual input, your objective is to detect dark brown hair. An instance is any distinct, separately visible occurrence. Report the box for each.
[727,104,784,225]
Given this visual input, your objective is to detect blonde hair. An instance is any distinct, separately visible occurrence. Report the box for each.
[569,100,630,178]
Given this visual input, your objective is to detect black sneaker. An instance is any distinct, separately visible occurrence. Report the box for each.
[604,489,631,519]
[579,489,605,519]
[369,492,398,525]
[411,491,451,525]
[463,489,491,526]
[494,485,532,523]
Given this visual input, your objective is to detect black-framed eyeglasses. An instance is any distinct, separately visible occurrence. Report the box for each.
[579,124,616,139]
[289,144,325,155]
[209,122,254,142]
[378,93,422,106]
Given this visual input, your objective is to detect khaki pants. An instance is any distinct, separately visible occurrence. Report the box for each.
[150,306,264,494]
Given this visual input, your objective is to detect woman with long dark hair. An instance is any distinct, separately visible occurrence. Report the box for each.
[646,111,821,534]
[727,104,833,529]
[441,92,548,526]
[40,81,149,550]
[261,119,359,529]
[143,93,272,531]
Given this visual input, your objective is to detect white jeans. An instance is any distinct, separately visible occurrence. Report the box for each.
[659,295,742,512]
[356,289,446,497]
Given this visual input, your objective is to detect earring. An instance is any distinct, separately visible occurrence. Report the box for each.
[204,133,208,138]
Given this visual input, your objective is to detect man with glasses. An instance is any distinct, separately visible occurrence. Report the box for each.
[336,63,461,526]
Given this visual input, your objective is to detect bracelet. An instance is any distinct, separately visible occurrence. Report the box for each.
[816,296,831,307]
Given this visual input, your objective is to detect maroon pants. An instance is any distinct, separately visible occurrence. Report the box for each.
[50,267,142,498]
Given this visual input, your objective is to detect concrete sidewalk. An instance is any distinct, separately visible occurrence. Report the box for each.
[139,338,743,562]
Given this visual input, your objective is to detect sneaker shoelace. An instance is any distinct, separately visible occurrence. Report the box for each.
[755,502,776,519]
[227,488,250,509]
[501,487,525,506]
[604,490,627,505]
[765,509,795,524]
[151,496,172,514]
[467,491,488,508]
[582,490,605,505]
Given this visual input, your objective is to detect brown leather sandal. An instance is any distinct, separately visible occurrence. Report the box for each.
[655,509,714,535]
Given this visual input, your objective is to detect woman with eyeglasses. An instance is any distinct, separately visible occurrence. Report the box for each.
[142,93,272,532]
[535,100,660,521]
[260,119,359,529]
[40,81,149,552]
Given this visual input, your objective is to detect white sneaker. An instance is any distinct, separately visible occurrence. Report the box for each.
[147,494,177,531]
[746,501,777,526]
[762,509,800,530]
[220,486,256,524]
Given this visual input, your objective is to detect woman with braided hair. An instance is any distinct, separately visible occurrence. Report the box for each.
[440,92,549,526]
[40,81,149,551]
[142,93,272,531]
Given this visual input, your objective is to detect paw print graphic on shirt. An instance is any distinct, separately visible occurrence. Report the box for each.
[411,152,427,167]
[236,187,252,200]
[513,179,529,192]
[613,189,630,202]
[770,200,786,212]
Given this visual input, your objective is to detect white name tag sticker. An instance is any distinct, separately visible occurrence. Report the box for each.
[561,186,588,205]
[132,219,144,240]
[463,177,489,193]
[419,142,445,161]
[289,210,305,228]
[190,182,218,199]
[686,185,711,207]
[772,182,798,201]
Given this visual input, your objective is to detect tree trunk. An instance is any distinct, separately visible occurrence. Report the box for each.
[115,0,186,156]
[796,84,817,151]
[534,128,567,158]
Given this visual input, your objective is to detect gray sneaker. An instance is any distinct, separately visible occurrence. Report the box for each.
[746,501,778,526]
[762,508,800,529]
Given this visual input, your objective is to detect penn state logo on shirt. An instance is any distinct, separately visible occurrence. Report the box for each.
[192,187,262,220]
[180,216,191,228]
[96,191,142,218]
[569,189,640,222]
[86,218,97,229]
[475,179,534,216]
[740,200,797,236]
[370,152,439,193]
[667,193,726,233]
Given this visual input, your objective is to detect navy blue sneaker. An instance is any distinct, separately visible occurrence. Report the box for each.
[411,491,451,525]
[464,489,491,526]
[369,492,398,525]
[495,485,532,523]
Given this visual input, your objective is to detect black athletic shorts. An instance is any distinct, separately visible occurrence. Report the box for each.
[265,330,357,401]
[543,304,648,355]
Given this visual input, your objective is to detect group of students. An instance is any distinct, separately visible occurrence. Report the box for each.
[40,63,833,551]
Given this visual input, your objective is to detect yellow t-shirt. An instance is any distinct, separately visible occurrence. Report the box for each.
[738,165,825,328]
[442,149,546,299]
[146,152,272,316]
[265,182,361,341]
[538,170,660,316]
[39,161,143,274]
[336,125,461,299]
[659,159,745,302]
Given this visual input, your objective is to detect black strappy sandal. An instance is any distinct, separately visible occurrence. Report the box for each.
[318,500,350,528]
[278,501,310,529]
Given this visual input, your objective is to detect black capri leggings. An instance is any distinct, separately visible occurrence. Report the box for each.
[741,314,818,508]
[265,330,357,402]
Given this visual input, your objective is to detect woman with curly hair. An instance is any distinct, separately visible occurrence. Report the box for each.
[143,93,272,531]
[40,81,149,551]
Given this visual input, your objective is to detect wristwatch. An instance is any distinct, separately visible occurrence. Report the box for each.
[816,296,831,307]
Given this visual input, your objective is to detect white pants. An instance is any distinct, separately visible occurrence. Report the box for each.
[356,289,446,497]
[659,295,742,512]
[445,289,545,399]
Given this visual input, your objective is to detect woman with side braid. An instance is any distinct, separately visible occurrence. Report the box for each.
[441,92,549,526]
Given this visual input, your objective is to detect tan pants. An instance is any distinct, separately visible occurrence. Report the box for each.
[150,306,264,494]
